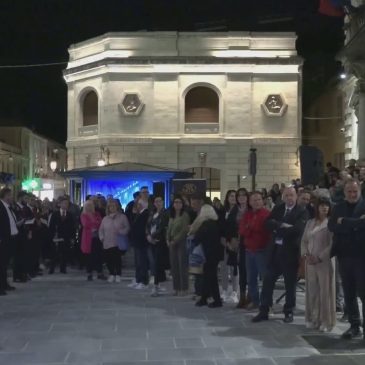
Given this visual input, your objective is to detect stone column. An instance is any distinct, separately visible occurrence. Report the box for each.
[357,80,365,160]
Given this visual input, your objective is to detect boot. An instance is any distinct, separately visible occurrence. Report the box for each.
[236,291,247,309]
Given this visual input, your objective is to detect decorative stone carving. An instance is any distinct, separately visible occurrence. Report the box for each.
[261,94,288,117]
[119,92,144,116]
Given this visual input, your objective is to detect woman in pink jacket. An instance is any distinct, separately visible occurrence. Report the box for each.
[80,200,103,281]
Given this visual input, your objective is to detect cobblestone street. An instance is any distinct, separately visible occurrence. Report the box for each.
[0,271,364,365]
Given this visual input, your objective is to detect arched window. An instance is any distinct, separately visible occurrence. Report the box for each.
[82,91,98,126]
[185,86,219,124]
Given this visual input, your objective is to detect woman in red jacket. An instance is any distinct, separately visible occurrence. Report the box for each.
[239,192,271,310]
[80,200,103,281]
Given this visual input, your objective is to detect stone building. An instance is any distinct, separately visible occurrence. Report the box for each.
[64,32,302,197]
[0,126,67,198]
[337,2,365,163]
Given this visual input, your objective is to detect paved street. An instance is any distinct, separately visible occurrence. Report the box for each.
[0,271,364,365]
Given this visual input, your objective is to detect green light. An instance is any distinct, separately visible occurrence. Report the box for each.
[22,178,41,191]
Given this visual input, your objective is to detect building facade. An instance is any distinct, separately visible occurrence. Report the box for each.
[64,32,302,196]
[302,85,345,169]
[0,126,67,198]
[337,2,365,163]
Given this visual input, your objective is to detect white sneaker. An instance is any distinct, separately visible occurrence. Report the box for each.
[230,291,239,304]
[115,275,121,283]
[135,283,147,290]
[127,280,138,288]
[151,286,159,297]
[157,285,167,293]
[221,290,228,302]
[108,275,115,283]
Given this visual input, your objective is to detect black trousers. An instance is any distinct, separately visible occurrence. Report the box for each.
[85,238,103,274]
[338,257,365,328]
[104,247,122,276]
[0,240,10,290]
[13,234,26,280]
[49,240,70,273]
[202,260,221,303]
[238,244,247,294]
[149,244,167,285]
[134,247,149,285]
[260,251,298,315]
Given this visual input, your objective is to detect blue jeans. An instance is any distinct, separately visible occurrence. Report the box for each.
[246,249,267,305]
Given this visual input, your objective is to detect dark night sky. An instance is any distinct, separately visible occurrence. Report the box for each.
[0,0,344,143]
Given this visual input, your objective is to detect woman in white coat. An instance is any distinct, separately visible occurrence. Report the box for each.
[301,197,336,332]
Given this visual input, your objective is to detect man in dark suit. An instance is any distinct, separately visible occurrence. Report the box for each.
[0,188,19,295]
[49,197,76,273]
[328,179,365,340]
[13,191,34,282]
[252,187,309,323]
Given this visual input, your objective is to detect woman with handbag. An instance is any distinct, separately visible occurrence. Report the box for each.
[166,196,190,296]
[80,200,103,281]
[146,196,169,297]
[99,199,130,283]
[221,190,241,304]
[301,197,336,332]
[193,204,223,308]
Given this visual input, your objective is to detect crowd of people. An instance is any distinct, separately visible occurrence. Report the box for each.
[1,159,365,342]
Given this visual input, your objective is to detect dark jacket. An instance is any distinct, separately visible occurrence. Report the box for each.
[0,201,11,242]
[265,203,309,264]
[130,209,150,248]
[328,198,365,258]
[146,209,169,245]
[194,219,223,262]
[49,211,76,242]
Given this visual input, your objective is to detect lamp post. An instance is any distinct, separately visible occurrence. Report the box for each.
[249,148,257,191]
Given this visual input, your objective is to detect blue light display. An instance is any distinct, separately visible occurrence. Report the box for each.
[88,179,153,209]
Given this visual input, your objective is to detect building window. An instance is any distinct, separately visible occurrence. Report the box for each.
[82,91,98,126]
[185,87,219,124]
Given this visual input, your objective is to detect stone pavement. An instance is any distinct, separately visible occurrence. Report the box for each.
[0,271,364,365]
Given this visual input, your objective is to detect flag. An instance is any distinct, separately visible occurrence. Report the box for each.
[318,0,345,17]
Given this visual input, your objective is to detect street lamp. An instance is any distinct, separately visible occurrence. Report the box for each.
[50,160,57,172]
[97,158,106,167]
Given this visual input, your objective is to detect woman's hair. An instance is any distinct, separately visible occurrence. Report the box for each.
[170,195,186,218]
[314,197,331,219]
[236,188,249,205]
[189,204,218,235]
[83,200,95,214]
[224,190,237,211]
[106,199,119,215]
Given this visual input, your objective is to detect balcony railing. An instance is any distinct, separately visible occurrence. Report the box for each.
[184,123,219,134]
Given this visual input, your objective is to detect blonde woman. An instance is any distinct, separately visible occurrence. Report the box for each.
[80,200,102,281]
[301,198,336,332]
[99,200,130,283]
[166,196,190,296]
[192,204,223,308]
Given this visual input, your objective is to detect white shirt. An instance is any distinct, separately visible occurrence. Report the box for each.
[1,200,19,236]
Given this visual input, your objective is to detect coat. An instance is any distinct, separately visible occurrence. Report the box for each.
[99,212,130,250]
[301,218,336,329]
[129,209,150,248]
[239,208,271,252]
[194,219,223,263]
[328,198,365,258]
[265,203,309,265]
[80,212,102,254]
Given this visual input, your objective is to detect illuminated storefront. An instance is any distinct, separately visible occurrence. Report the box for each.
[62,162,193,208]
[22,178,66,200]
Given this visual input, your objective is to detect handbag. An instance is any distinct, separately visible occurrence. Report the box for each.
[117,234,129,251]
[189,244,206,267]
